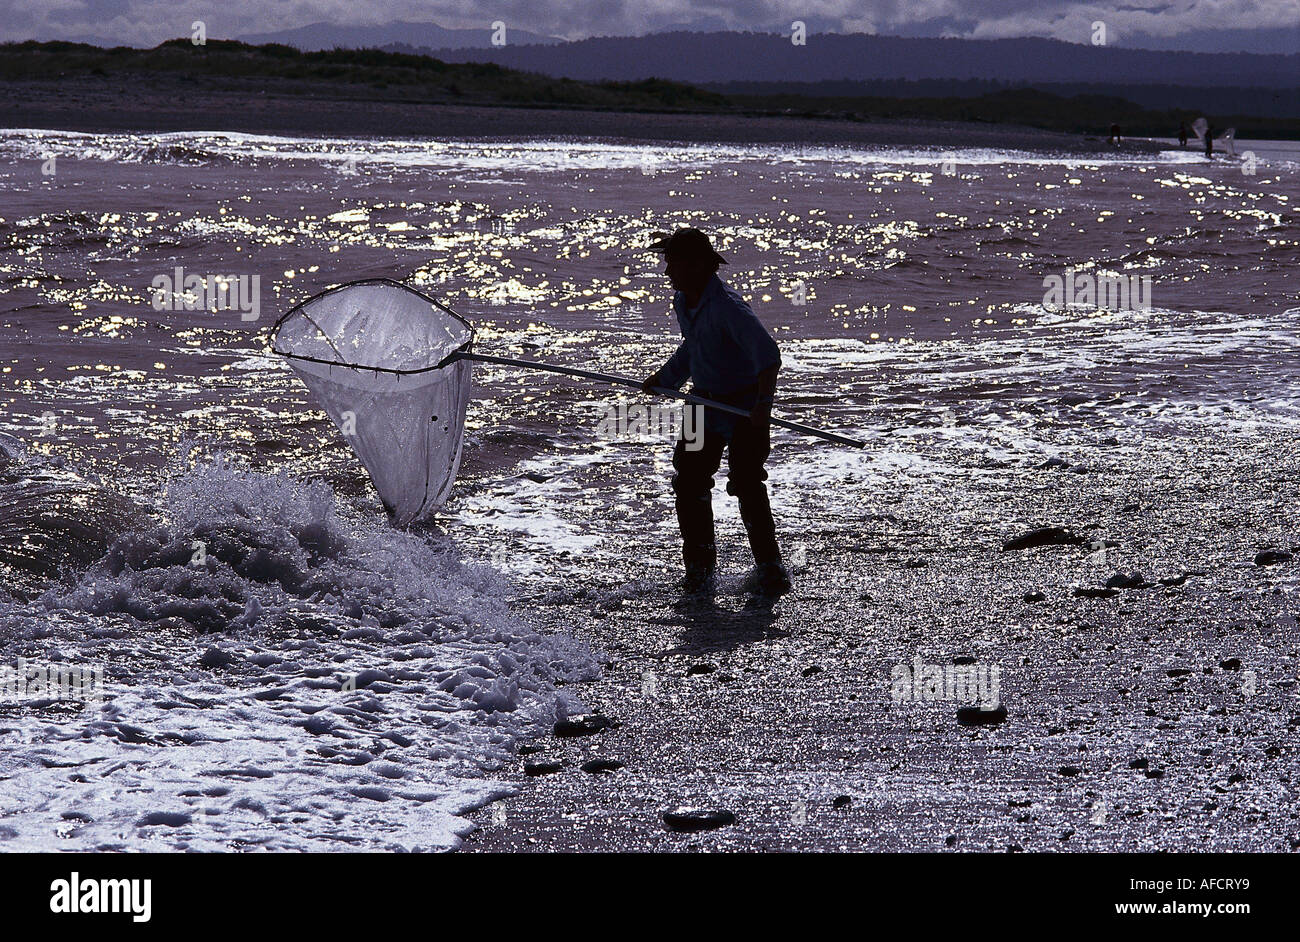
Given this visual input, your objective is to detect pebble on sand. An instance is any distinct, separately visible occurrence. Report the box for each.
[957,705,1008,726]
[524,760,564,777]
[1073,586,1119,598]
[580,758,625,774]
[1001,526,1086,551]
[1253,549,1292,566]
[553,714,614,737]
[662,808,737,833]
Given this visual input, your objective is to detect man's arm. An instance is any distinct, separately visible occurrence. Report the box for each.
[749,363,779,428]
[642,341,690,393]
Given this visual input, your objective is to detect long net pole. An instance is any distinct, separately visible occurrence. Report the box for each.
[453,351,866,449]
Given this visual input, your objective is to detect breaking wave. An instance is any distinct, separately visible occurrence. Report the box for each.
[0,450,599,851]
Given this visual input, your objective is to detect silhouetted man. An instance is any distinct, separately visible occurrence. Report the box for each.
[1178,122,1188,148]
[1205,124,1215,158]
[642,228,790,596]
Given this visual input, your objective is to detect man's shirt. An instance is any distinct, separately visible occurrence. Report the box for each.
[659,274,781,397]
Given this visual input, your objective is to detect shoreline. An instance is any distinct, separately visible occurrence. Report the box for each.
[0,76,1165,151]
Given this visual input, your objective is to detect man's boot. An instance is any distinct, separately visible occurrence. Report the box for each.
[675,493,717,592]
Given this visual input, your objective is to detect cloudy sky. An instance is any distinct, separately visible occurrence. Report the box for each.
[3,0,1297,53]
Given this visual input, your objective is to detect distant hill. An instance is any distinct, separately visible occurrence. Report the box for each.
[3,40,1296,139]
[238,20,562,51]
[0,40,724,112]
[420,30,1299,89]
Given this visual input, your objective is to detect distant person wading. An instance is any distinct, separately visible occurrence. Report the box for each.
[642,228,791,596]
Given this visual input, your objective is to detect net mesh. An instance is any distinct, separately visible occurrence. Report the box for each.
[272,280,473,526]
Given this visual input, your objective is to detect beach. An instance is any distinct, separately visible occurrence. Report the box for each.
[0,114,1296,851]
[0,73,1166,150]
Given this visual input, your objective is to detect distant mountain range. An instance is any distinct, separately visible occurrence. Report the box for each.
[229,24,1299,118]
[238,20,562,51]
[231,21,1300,57]
[236,25,1298,91]
[409,32,1298,89]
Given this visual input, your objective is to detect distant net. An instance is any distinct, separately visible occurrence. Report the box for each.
[271,279,473,526]
[1190,119,1236,155]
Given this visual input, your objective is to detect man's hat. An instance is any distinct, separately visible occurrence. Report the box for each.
[648,227,728,265]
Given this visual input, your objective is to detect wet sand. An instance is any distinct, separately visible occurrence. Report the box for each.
[461,428,1300,852]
